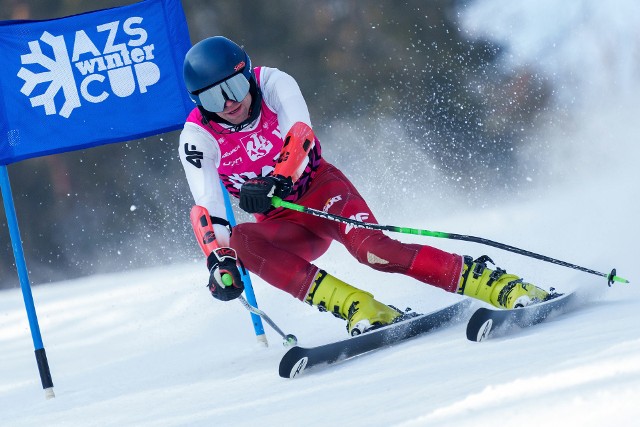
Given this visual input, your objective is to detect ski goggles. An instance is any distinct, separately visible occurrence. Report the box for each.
[196,73,250,113]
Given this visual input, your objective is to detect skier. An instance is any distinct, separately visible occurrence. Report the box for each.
[179,36,550,335]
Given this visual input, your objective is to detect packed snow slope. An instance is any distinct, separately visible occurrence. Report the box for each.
[2,0,640,424]
[1,100,638,426]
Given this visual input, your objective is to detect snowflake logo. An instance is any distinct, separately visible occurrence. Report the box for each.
[18,31,81,118]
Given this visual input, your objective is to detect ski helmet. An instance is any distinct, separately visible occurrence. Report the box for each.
[183,36,262,129]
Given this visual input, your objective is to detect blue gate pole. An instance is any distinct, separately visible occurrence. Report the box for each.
[0,165,55,399]
[220,181,268,346]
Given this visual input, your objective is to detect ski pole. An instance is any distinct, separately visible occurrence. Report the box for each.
[237,294,298,347]
[271,197,629,285]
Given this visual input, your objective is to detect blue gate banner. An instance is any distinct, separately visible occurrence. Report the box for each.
[0,0,193,165]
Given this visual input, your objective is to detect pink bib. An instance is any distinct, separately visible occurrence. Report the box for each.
[186,67,322,201]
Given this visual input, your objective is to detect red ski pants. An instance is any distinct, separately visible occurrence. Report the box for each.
[230,161,463,300]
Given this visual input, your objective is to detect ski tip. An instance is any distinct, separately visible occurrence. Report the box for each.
[279,355,308,379]
[279,346,308,379]
[467,318,493,342]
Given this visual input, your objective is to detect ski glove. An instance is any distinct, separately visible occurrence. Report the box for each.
[207,247,244,301]
[239,175,293,214]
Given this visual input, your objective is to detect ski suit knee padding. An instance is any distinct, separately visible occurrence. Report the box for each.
[348,231,420,273]
[343,229,462,292]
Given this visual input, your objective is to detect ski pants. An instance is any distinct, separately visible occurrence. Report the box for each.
[230,161,463,301]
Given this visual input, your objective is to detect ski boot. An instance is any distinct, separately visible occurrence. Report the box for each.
[457,256,550,309]
[305,270,404,336]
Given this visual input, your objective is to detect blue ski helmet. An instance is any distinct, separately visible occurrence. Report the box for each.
[183,36,261,129]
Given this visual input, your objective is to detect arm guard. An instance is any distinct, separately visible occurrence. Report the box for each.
[190,205,231,257]
[273,121,315,182]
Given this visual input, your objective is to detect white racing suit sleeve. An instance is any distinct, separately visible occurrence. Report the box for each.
[179,121,231,247]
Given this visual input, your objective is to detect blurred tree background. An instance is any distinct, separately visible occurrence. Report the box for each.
[0,0,551,288]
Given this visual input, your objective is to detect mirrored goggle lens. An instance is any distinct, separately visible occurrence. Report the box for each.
[198,73,250,113]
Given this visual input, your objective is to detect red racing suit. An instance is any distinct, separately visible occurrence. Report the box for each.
[179,67,463,300]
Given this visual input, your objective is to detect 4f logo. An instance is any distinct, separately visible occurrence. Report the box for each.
[184,143,203,168]
[344,212,369,235]
[17,17,160,118]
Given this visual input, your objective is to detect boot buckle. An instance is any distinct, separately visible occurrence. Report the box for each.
[472,262,485,278]
[471,255,494,279]
[486,268,506,287]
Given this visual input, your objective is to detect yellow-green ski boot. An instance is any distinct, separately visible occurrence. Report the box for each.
[305,270,403,336]
[457,256,550,309]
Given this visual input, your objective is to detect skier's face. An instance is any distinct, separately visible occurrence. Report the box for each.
[216,93,252,125]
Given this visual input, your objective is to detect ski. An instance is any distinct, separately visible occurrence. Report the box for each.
[466,292,578,342]
[279,299,471,378]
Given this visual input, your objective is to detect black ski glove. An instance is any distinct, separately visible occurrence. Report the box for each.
[207,247,244,301]
[239,175,293,214]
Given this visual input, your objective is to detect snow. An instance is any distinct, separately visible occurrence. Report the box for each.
[2,1,640,426]
[1,123,638,425]
[459,0,640,106]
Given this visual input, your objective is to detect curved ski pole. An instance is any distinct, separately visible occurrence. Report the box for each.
[271,197,629,285]
[237,294,298,347]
